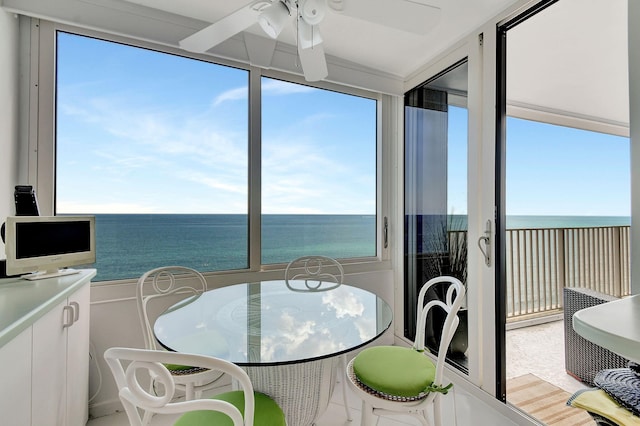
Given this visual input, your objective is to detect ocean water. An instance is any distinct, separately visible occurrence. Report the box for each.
[506,215,630,229]
[84,214,630,282]
[87,214,376,282]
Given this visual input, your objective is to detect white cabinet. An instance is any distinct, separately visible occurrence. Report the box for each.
[67,283,91,425]
[32,282,90,426]
[0,327,32,425]
[0,271,94,426]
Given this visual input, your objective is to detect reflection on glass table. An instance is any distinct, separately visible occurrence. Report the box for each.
[153,280,393,425]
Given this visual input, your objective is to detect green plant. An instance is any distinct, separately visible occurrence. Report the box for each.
[421,214,469,358]
[421,215,468,287]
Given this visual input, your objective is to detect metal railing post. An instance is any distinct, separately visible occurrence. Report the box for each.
[613,226,622,298]
[556,229,565,295]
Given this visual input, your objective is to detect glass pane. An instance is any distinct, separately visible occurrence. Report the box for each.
[404,61,468,372]
[55,32,249,281]
[260,77,377,264]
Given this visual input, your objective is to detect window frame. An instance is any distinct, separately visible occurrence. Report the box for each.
[30,20,390,280]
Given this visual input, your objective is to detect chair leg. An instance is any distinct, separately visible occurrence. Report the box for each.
[433,396,442,426]
[185,383,195,401]
[361,401,375,426]
[417,410,430,426]
[141,410,154,426]
[341,355,353,421]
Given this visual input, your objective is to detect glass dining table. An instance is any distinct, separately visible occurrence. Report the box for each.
[153,280,393,425]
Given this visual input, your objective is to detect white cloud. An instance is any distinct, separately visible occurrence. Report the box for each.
[212,79,316,107]
[322,289,365,318]
[178,171,246,195]
[57,75,374,215]
[213,87,247,106]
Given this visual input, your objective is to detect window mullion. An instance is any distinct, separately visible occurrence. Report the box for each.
[248,67,262,271]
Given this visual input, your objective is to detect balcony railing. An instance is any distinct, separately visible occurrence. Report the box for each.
[504,225,631,321]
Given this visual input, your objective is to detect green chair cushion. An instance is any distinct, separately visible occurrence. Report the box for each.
[165,363,198,372]
[353,346,436,397]
[173,391,286,426]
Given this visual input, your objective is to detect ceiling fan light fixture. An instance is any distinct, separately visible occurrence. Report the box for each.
[258,1,290,39]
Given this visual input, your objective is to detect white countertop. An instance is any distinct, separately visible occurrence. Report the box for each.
[0,269,96,348]
[573,294,640,364]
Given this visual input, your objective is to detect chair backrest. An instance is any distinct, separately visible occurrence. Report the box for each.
[412,276,466,389]
[136,266,207,350]
[104,347,252,426]
[284,255,344,291]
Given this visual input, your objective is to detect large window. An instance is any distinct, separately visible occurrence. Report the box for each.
[261,77,377,264]
[55,32,377,281]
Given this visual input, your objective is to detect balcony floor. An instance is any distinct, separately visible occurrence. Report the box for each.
[507,319,585,395]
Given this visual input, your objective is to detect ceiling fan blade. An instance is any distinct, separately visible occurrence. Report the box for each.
[179,2,266,53]
[297,20,323,50]
[296,20,327,81]
[298,42,328,82]
[329,0,441,35]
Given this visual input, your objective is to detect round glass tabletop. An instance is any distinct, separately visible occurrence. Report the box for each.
[154,280,393,366]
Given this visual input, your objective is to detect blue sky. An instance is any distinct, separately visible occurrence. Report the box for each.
[446,107,630,217]
[55,32,376,215]
[505,118,630,216]
[56,32,630,218]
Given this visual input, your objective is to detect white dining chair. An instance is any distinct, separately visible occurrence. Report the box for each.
[346,276,465,426]
[136,266,225,405]
[284,255,352,421]
[104,347,287,426]
[284,255,344,291]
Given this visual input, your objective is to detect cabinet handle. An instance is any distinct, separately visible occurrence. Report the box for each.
[70,301,80,322]
[62,305,74,328]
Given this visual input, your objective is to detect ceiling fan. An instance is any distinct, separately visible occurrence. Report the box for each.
[178,0,441,82]
[179,0,329,82]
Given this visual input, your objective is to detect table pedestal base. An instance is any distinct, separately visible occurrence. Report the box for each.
[243,357,338,426]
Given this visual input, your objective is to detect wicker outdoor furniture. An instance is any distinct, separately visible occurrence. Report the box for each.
[563,287,629,384]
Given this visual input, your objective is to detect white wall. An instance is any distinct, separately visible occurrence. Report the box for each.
[0,10,19,259]
[630,0,640,294]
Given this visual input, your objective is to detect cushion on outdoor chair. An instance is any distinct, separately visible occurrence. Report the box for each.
[174,391,286,426]
[567,388,640,426]
[353,346,436,398]
[594,367,640,416]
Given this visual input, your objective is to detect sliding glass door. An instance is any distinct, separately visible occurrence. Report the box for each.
[496,0,630,420]
[404,59,469,373]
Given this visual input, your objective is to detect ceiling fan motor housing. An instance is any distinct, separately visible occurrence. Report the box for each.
[298,0,326,25]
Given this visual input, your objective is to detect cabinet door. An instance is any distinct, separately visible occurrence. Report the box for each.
[67,283,90,426]
[32,298,68,426]
[0,327,32,425]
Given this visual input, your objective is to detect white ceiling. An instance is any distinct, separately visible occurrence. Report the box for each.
[1,0,630,133]
[114,0,520,78]
[507,0,629,134]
